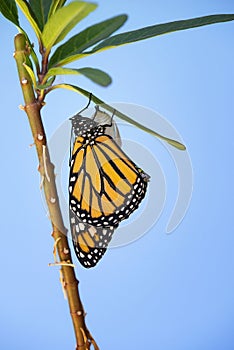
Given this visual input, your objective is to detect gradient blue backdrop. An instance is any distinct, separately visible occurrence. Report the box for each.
[1,1,234,349]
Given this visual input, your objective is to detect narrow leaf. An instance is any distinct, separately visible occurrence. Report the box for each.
[23,62,37,88]
[0,0,19,26]
[91,14,234,53]
[15,0,42,41]
[29,0,53,30]
[45,67,112,86]
[37,77,56,89]
[50,84,186,150]
[48,0,67,18]
[42,1,97,52]
[49,15,128,67]
[76,67,112,86]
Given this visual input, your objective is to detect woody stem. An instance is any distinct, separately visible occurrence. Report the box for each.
[14,33,99,350]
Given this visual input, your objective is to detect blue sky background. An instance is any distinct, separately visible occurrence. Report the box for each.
[1,1,234,349]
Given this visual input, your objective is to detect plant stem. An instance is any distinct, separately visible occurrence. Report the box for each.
[14,33,99,350]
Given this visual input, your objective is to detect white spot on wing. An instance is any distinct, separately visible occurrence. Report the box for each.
[79,223,85,230]
[88,226,96,237]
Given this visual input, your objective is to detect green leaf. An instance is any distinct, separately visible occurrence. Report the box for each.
[15,0,42,41]
[91,14,234,53]
[29,0,53,30]
[0,0,19,26]
[77,68,112,86]
[0,4,40,73]
[42,1,97,52]
[1,1,40,74]
[45,67,112,86]
[48,0,67,18]
[23,62,37,88]
[50,84,186,150]
[49,14,128,67]
[37,77,56,89]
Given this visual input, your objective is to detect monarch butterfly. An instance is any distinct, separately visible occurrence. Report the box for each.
[69,105,150,267]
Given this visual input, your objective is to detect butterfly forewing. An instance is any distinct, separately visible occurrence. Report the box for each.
[69,122,149,227]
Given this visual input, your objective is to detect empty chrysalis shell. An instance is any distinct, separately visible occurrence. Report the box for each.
[92,107,122,147]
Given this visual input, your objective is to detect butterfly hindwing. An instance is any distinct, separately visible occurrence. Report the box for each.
[69,209,116,268]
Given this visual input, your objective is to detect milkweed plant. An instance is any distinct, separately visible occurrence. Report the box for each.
[0,1,233,349]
